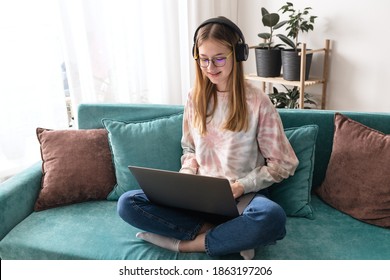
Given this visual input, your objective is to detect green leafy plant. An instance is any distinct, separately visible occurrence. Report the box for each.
[258,7,287,49]
[277,2,317,51]
[268,85,317,109]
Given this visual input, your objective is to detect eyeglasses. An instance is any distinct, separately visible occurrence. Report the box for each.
[196,51,233,68]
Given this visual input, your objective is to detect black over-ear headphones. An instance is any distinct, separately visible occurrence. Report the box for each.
[192,16,249,62]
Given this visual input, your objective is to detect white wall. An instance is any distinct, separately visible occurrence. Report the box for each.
[238,0,390,112]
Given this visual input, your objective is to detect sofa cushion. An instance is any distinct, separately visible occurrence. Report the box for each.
[1,197,389,260]
[102,113,183,200]
[316,113,390,228]
[35,128,116,211]
[269,125,318,219]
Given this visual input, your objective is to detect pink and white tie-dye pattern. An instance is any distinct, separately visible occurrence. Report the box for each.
[180,82,299,194]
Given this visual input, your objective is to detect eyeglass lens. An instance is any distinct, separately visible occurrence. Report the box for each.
[198,57,227,68]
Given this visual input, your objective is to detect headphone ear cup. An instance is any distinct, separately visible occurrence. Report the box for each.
[235,43,249,62]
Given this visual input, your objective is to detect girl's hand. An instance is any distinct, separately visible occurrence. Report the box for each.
[231,181,244,199]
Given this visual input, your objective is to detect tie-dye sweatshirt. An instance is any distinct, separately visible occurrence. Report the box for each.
[180,82,299,194]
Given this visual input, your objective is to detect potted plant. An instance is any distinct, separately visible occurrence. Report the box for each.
[277,2,317,81]
[268,85,317,109]
[255,7,287,77]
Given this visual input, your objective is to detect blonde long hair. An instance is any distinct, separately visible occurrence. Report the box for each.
[192,23,248,135]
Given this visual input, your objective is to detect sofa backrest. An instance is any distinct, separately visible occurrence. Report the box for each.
[78,103,184,129]
[78,104,390,189]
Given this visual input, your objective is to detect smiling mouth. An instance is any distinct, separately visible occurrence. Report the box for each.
[207,72,221,78]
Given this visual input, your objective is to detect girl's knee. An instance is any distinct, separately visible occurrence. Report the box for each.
[268,203,287,238]
[261,201,286,231]
[117,189,143,220]
[268,202,287,224]
[245,197,287,239]
[247,196,285,220]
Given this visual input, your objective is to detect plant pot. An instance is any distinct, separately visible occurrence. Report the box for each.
[281,49,313,81]
[255,48,282,78]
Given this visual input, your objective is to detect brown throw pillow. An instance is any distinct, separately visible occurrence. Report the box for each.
[35,128,116,211]
[316,113,390,228]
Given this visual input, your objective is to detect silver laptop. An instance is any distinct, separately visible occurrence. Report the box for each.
[128,166,255,218]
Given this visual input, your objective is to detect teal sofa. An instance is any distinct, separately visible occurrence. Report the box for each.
[1,103,389,260]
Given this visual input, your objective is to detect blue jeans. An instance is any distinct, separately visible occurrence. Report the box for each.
[117,189,286,257]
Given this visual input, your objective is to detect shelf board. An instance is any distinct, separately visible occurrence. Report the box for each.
[245,73,324,87]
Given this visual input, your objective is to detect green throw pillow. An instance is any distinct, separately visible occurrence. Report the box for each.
[102,113,183,200]
[269,125,319,219]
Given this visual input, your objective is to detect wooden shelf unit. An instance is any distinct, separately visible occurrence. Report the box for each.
[246,39,330,109]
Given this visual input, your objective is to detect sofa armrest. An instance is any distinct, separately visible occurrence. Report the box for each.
[0,162,42,240]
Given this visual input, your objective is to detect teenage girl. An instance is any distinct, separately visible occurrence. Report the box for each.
[117,17,298,260]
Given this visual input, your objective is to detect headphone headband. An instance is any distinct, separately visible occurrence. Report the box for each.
[192,16,249,62]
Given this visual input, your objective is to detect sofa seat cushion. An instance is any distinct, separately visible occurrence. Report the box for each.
[0,201,211,260]
[273,195,390,260]
[1,197,389,260]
